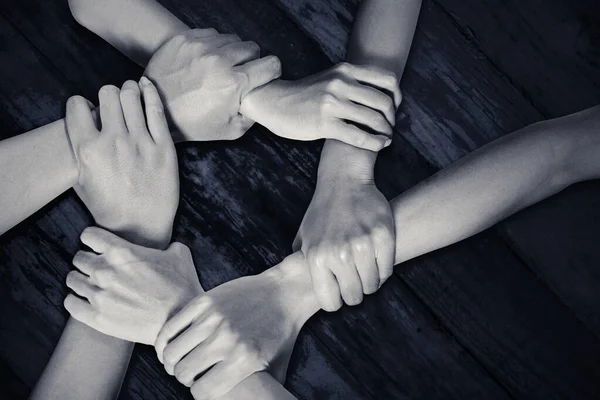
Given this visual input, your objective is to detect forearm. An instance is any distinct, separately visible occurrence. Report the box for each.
[277,105,600,316]
[0,119,78,234]
[69,0,188,66]
[220,372,298,400]
[31,220,172,399]
[391,106,600,263]
[317,0,421,179]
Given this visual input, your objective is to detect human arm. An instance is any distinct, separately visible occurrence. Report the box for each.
[154,104,600,398]
[30,78,177,400]
[294,0,421,310]
[0,120,79,234]
[68,0,398,150]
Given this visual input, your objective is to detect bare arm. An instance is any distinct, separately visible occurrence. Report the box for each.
[31,80,177,400]
[68,0,188,66]
[292,0,422,311]
[154,105,600,399]
[392,105,600,263]
[0,120,78,234]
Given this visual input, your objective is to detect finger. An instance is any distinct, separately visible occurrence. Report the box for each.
[374,228,396,287]
[72,250,101,277]
[66,95,98,148]
[202,33,241,50]
[190,359,252,400]
[173,331,224,387]
[236,55,282,97]
[64,293,96,326]
[352,241,379,295]
[217,40,260,66]
[339,63,402,109]
[98,85,126,132]
[80,226,130,254]
[155,296,210,363]
[66,270,101,302]
[292,233,302,252]
[119,80,148,138]
[340,81,396,126]
[334,100,393,138]
[307,253,342,312]
[327,121,389,152]
[185,28,219,39]
[139,76,171,145]
[330,248,364,306]
[225,114,254,140]
[163,314,220,375]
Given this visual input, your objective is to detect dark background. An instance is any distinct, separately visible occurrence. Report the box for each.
[1,0,600,398]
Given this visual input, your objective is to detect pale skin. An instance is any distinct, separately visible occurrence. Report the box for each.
[68,0,397,153]
[294,0,423,311]
[67,104,600,399]
[0,2,398,236]
[30,79,180,400]
[66,0,417,313]
[1,2,398,399]
[58,0,418,398]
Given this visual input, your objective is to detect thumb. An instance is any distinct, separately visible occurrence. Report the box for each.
[238,55,282,97]
[65,95,99,150]
[292,232,302,252]
[330,123,390,152]
[80,226,132,254]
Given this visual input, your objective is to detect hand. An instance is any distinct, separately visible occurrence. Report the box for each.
[66,78,179,247]
[240,62,401,151]
[144,28,282,142]
[293,174,395,311]
[64,227,203,345]
[154,253,319,400]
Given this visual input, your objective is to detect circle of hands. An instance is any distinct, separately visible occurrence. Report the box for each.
[64,28,399,399]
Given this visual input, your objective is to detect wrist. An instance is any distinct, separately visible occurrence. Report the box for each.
[239,79,284,127]
[61,118,82,187]
[262,253,320,328]
[106,219,173,250]
[317,140,377,182]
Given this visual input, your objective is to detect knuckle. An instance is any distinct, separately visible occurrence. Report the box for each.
[326,77,343,92]
[246,40,260,53]
[335,62,350,74]
[320,93,337,112]
[202,52,223,65]
[321,295,342,312]
[78,143,96,165]
[112,246,133,261]
[338,245,352,263]
[352,237,369,253]
[235,69,250,88]
[371,113,387,129]
[307,249,326,269]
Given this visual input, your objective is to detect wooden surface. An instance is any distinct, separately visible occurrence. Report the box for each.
[1,0,600,399]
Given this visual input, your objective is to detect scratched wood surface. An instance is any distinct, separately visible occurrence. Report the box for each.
[1,0,600,399]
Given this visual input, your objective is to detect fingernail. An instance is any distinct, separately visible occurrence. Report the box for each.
[139,76,150,86]
[384,139,392,147]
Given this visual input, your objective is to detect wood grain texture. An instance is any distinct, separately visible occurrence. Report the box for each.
[1,0,600,399]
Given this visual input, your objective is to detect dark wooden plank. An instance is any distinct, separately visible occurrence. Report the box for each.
[434,0,600,118]
[2,1,600,400]
[427,0,600,342]
[498,181,600,336]
[271,0,600,398]
[0,1,517,399]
